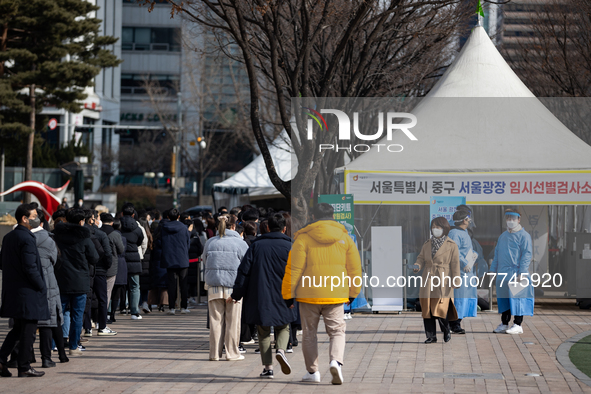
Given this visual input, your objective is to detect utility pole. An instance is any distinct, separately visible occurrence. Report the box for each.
[173,92,182,209]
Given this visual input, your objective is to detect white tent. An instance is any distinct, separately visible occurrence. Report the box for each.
[339,26,591,205]
[341,26,591,174]
[213,132,294,208]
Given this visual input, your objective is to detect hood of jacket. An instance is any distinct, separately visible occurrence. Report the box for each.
[252,231,292,244]
[295,220,348,244]
[161,219,187,235]
[32,227,51,246]
[53,222,91,244]
[101,224,115,235]
[120,215,139,232]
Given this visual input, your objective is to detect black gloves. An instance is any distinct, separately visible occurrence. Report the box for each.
[284,298,294,308]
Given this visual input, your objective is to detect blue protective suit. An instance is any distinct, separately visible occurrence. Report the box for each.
[490,229,534,316]
[448,228,478,318]
[490,228,534,316]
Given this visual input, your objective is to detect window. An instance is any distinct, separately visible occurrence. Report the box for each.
[122,27,181,52]
[121,74,179,95]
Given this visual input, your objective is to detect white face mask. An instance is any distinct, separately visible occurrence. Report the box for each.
[96,220,102,228]
[432,228,443,238]
[202,219,207,227]
[148,219,153,226]
[506,220,518,229]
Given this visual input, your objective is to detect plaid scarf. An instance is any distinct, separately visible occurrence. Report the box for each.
[431,235,446,258]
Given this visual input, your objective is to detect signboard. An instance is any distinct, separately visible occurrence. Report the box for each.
[318,194,354,237]
[48,118,58,130]
[345,170,591,204]
[430,196,466,226]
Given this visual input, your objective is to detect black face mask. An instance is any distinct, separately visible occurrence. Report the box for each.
[28,217,41,229]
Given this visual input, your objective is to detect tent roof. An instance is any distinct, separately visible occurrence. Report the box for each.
[341,26,591,173]
[213,132,293,197]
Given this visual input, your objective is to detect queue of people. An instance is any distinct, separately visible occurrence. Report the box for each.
[0,200,534,385]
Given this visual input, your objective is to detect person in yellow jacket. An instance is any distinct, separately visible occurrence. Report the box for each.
[282,203,362,385]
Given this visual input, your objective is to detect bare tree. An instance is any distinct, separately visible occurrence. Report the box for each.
[502,0,591,97]
[501,0,591,145]
[138,0,473,221]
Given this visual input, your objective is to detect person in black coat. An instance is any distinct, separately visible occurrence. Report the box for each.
[186,220,204,303]
[53,209,100,356]
[0,204,49,377]
[110,219,128,321]
[120,203,145,319]
[149,216,169,312]
[160,209,191,314]
[84,211,114,335]
[231,213,294,378]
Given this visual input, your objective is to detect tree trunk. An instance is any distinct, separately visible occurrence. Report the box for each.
[24,82,35,203]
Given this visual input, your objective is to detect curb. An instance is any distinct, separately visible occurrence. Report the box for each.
[556,329,591,388]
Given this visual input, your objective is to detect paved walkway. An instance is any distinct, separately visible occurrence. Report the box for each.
[0,300,590,393]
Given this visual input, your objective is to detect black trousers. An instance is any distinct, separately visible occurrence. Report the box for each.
[39,316,67,361]
[83,276,95,330]
[0,318,38,372]
[110,284,126,317]
[501,310,523,326]
[167,267,188,310]
[92,275,108,330]
[423,301,453,340]
[450,318,462,330]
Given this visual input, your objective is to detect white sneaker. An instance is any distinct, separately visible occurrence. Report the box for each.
[506,324,524,335]
[98,327,117,336]
[493,323,508,333]
[226,355,245,361]
[180,308,190,314]
[302,371,321,383]
[131,314,143,320]
[168,309,176,315]
[329,360,343,385]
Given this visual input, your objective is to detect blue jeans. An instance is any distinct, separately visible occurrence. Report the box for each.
[60,293,87,350]
[128,274,140,315]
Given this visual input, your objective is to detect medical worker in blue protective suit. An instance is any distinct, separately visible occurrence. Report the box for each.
[490,209,534,335]
[447,209,478,334]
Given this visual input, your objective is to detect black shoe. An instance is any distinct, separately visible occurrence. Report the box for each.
[41,359,56,368]
[255,348,261,354]
[286,343,293,353]
[444,332,451,343]
[260,368,274,379]
[6,360,17,368]
[18,368,45,377]
[59,356,69,363]
[0,363,12,377]
[238,344,246,353]
[424,338,438,344]
[106,319,112,324]
[451,328,466,334]
[292,338,298,347]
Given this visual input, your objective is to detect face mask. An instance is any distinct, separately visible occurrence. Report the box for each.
[148,219,153,226]
[97,220,102,228]
[432,228,443,238]
[506,220,518,229]
[202,220,207,227]
[28,217,41,229]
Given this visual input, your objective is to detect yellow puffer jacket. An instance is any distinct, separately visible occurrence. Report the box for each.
[282,220,362,304]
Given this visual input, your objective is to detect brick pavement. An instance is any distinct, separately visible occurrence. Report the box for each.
[0,301,590,393]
